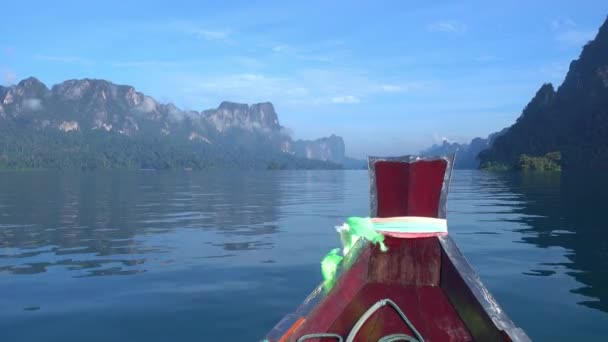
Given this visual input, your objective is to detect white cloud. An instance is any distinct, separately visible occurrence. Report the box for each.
[3,47,15,57]
[296,53,334,63]
[539,61,570,85]
[232,56,265,68]
[137,96,157,113]
[427,20,466,33]
[475,55,496,63]
[549,18,595,47]
[2,69,16,85]
[284,87,310,96]
[172,67,430,110]
[379,84,404,93]
[331,95,360,104]
[22,98,43,111]
[370,82,428,94]
[178,73,303,105]
[171,22,232,41]
[431,133,451,144]
[35,55,94,66]
[550,18,577,31]
[269,42,337,63]
[318,39,346,48]
[111,60,185,68]
[272,45,290,53]
[280,126,294,137]
[192,29,231,41]
[556,30,596,46]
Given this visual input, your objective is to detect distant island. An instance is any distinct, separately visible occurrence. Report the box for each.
[0,78,364,170]
[421,16,608,172]
[420,129,508,169]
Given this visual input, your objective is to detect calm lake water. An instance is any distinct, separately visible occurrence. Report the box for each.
[1,170,607,341]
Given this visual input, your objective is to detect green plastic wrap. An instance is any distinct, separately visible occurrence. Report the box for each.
[346,217,388,252]
[321,248,343,290]
[321,217,388,291]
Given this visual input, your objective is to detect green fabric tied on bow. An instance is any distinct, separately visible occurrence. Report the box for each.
[321,217,388,291]
[321,248,343,290]
[346,217,388,252]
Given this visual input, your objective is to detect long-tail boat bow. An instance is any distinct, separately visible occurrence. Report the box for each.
[262,154,530,342]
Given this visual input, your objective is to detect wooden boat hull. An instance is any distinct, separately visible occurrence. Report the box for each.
[263,235,529,341]
[263,155,530,341]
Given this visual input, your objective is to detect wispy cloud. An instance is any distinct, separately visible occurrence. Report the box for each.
[549,18,577,31]
[555,29,596,46]
[331,95,360,104]
[269,41,343,63]
[22,98,43,111]
[539,61,569,84]
[192,29,231,41]
[372,82,427,94]
[2,69,16,85]
[172,67,432,110]
[272,44,290,53]
[170,22,233,41]
[34,55,94,66]
[231,56,266,69]
[297,54,336,63]
[178,73,306,105]
[431,133,452,145]
[3,47,15,57]
[380,84,407,93]
[427,20,466,33]
[474,55,496,63]
[112,59,259,70]
[379,84,404,93]
[549,18,596,47]
[111,60,187,68]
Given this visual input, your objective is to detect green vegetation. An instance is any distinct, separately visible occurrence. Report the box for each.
[0,126,340,171]
[480,161,511,172]
[517,152,561,171]
[481,152,562,172]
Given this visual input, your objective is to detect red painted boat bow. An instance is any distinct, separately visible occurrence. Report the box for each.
[262,155,530,342]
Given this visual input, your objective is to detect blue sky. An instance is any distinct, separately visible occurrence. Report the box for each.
[1,1,607,157]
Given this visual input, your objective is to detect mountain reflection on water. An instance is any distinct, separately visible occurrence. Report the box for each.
[1,170,607,341]
[0,171,290,276]
[497,171,608,313]
[0,171,352,277]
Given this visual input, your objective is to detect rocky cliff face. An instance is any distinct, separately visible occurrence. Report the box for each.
[1,77,50,120]
[0,77,350,165]
[480,16,608,170]
[1,77,172,135]
[204,101,281,133]
[293,134,346,164]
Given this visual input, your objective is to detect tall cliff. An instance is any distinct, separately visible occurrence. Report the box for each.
[0,78,350,169]
[479,17,608,170]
